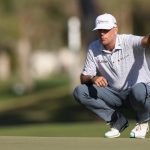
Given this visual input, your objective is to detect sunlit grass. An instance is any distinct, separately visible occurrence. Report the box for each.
[0,121,149,138]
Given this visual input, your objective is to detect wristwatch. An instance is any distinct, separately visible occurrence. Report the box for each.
[90,75,96,82]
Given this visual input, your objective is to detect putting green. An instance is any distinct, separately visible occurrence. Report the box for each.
[0,136,149,150]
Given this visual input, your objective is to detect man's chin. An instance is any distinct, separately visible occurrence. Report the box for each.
[101,41,108,45]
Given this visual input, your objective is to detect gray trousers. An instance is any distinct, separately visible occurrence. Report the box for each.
[73,83,150,131]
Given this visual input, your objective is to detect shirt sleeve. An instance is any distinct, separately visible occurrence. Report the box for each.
[82,48,97,76]
[125,34,143,49]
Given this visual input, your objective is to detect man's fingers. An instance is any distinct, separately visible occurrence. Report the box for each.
[92,76,108,87]
[95,78,108,87]
[102,78,108,86]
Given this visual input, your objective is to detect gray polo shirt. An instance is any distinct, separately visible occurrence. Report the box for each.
[82,34,150,91]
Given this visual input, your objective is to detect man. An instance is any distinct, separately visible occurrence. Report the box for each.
[73,13,150,138]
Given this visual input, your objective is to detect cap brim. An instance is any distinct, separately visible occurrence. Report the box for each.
[93,26,112,31]
[93,23,116,31]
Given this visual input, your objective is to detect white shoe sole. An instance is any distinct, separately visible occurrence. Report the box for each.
[105,133,120,138]
[130,132,145,139]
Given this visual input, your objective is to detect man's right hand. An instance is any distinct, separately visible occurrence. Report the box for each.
[92,76,108,87]
[80,74,108,87]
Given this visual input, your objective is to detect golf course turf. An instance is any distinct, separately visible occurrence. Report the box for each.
[0,136,150,150]
[0,122,149,150]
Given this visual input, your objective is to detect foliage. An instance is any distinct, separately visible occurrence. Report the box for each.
[0,0,71,50]
[0,0,150,50]
[0,0,150,126]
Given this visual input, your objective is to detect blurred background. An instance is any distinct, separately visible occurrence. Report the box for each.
[0,0,150,136]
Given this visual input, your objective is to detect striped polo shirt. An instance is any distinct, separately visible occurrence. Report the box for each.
[82,34,150,91]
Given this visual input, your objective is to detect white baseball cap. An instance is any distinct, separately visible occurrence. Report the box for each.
[93,13,117,31]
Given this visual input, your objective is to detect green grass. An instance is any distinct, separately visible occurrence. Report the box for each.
[0,122,105,137]
[0,74,70,100]
[0,121,149,138]
[0,74,75,124]
[0,136,150,150]
[0,122,150,150]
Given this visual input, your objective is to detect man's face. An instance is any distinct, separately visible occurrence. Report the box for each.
[97,28,118,46]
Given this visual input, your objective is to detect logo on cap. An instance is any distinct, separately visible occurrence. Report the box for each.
[93,13,117,31]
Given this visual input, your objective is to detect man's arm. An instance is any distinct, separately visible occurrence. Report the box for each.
[141,35,150,48]
[80,74,94,84]
[80,74,108,87]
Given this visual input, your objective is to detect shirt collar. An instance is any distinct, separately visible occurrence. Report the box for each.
[102,35,122,53]
[115,35,122,50]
